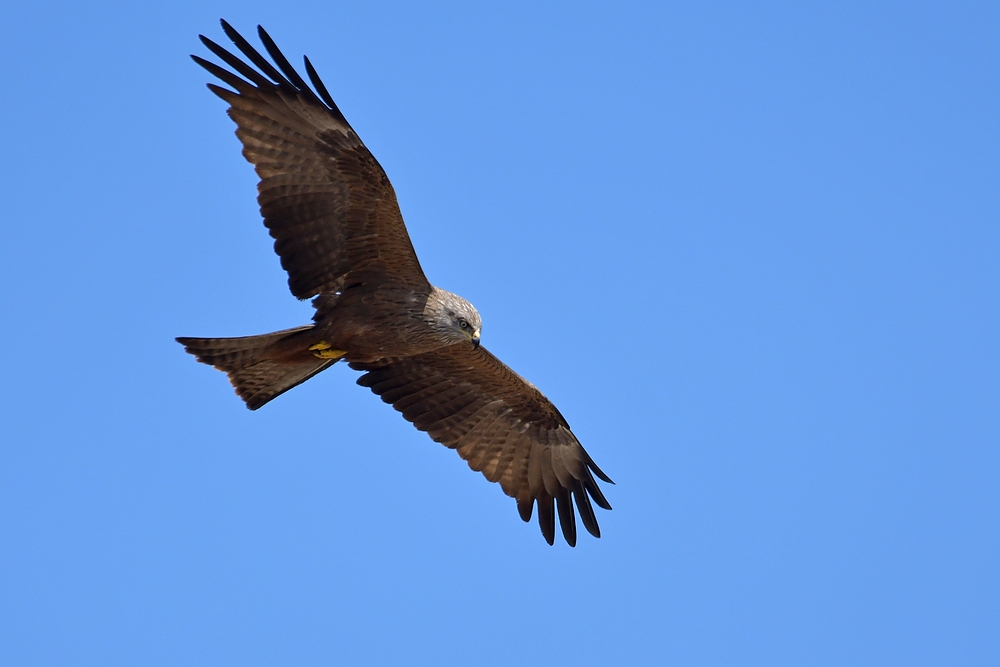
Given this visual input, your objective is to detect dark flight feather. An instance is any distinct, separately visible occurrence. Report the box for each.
[220,19,292,89]
[197,36,273,89]
[303,55,342,116]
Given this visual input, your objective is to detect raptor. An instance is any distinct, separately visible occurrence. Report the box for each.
[177,20,613,546]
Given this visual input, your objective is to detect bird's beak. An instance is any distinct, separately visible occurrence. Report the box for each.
[472,329,481,348]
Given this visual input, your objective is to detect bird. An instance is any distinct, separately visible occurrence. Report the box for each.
[177,20,613,546]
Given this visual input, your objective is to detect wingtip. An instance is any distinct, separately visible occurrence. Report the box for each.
[219,19,249,51]
[218,18,238,42]
[589,459,615,485]
[557,489,578,546]
[517,497,533,523]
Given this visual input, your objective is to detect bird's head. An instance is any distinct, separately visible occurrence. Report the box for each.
[428,288,482,348]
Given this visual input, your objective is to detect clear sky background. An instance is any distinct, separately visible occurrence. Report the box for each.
[1,1,997,665]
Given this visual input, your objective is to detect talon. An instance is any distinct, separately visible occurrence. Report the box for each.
[309,341,332,351]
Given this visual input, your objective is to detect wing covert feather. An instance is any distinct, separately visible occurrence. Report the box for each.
[351,345,612,546]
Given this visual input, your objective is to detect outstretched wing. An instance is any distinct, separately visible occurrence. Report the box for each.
[193,20,430,299]
[351,346,613,546]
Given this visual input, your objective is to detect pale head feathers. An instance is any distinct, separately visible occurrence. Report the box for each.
[425,288,482,346]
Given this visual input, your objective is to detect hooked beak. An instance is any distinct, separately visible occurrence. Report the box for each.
[471,329,481,348]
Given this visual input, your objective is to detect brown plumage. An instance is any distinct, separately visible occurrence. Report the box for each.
[177,20,613,546]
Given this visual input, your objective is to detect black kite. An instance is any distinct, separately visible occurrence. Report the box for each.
[177,21,613,546]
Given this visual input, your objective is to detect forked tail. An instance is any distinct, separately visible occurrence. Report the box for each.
[176,325,338,410]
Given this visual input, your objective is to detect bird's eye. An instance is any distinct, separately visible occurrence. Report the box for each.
[459,319,468,329]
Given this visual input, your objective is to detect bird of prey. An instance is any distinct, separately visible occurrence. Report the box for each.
[177,20,612,546]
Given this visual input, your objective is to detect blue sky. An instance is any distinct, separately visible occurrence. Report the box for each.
[1,1,997,665]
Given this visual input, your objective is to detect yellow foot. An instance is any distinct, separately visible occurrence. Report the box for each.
[308,341,347,360]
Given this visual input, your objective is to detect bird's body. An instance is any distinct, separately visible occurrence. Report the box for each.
[178,21,612,546]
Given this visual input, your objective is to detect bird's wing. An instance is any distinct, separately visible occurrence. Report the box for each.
[193,21,430,299]
[351,345,613,546]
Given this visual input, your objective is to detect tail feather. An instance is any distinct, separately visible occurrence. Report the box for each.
[224,356,336,409]
[177,325,337,409]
